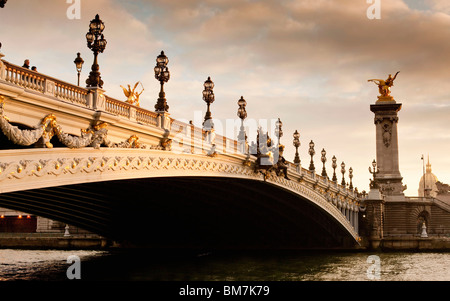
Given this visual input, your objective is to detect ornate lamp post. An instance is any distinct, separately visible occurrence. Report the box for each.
[275,118,283,145]
[349,167,353,190]
[321,148,327,178]
[331,155,337,182]
[237,96,248,152]
[85,14,107,88]
[74,52,84,86]
[369,159,380,188]
[0,0,7,8]
[202,76,215,129]
[293,130,300,165]
[308,140,315,172]
[154,51,170,112]
[341,161,346,186]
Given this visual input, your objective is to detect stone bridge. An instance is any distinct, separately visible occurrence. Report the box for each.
[0,49,362,249]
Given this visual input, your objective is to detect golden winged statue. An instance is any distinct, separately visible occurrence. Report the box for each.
[120,81,144,107]
[368,71,399,98]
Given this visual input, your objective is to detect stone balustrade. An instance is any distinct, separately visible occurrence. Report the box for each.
[4,62,46,93]
[3,61,90,107]
[406,196,450,212]
[136,108,158,126]
[54,81,89,107]
[105,96,132,118]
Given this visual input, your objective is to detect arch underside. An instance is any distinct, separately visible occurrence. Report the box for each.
[0,177,357,249]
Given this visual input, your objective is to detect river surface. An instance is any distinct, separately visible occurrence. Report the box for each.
[0,249,449,281]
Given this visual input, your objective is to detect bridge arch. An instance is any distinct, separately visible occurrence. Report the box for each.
[0,176,358,249]
[0,148,360,249]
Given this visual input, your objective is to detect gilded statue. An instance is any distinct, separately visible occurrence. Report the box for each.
[368,71,399,98]
[120,82,144,107]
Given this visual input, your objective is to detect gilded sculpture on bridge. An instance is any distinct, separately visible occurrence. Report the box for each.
[368,71,400,98]
[121,82,144,107]
[254,127,291,181]
[275,144,290,180]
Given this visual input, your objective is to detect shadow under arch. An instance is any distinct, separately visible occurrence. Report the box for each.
[0,176,358,250]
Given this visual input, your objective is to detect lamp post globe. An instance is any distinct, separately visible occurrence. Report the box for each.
[349,167,354,190]
[308,140,315,171]
[293,130,300,165]
[85,14,106,88]
[74,52,84,86]
[321,148,327,177]
[237,96,248,153]
[154,51,170,112]
[341,161,346,186]
[202,76,215,129]
[332,155,337,182]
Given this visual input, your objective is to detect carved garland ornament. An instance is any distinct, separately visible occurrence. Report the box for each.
[0,96,146,150]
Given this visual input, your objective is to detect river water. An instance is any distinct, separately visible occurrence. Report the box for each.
[0,249,450,281]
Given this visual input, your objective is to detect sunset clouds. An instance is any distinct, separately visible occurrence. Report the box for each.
[0,0,449,195]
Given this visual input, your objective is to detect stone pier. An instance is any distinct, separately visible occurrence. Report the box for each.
[361,87,450,250]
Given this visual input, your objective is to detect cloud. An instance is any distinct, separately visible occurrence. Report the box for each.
[1,0,449,195]
[426,0,450,13]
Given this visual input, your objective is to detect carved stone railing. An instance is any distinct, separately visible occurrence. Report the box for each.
[105,96,131,118]
[432,197,450,212]
[3,61,90,107]
[4,61,46,93]
[136,108,158,126]
[54,81,89,107]
[405,197,431,202]
[406,196,450,213]
[170,118,188,134]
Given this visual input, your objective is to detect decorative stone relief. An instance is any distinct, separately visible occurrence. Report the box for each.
[382,122,392,148]
[45,80,55,96]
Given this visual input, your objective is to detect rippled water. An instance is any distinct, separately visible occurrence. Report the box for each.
[0,249,449,281]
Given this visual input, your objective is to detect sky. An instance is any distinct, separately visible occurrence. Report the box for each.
[0,0,449,196]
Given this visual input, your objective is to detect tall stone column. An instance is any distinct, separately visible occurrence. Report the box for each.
[370,96,406,196]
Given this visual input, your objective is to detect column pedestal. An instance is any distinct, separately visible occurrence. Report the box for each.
[156,111,171,131]
[88,87,106,112]
[370,97,406,196]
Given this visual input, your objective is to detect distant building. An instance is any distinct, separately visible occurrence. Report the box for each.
[0,208,37,232]
[418,157,439,198]
[416,156,450,210]
[0,207,90,234]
